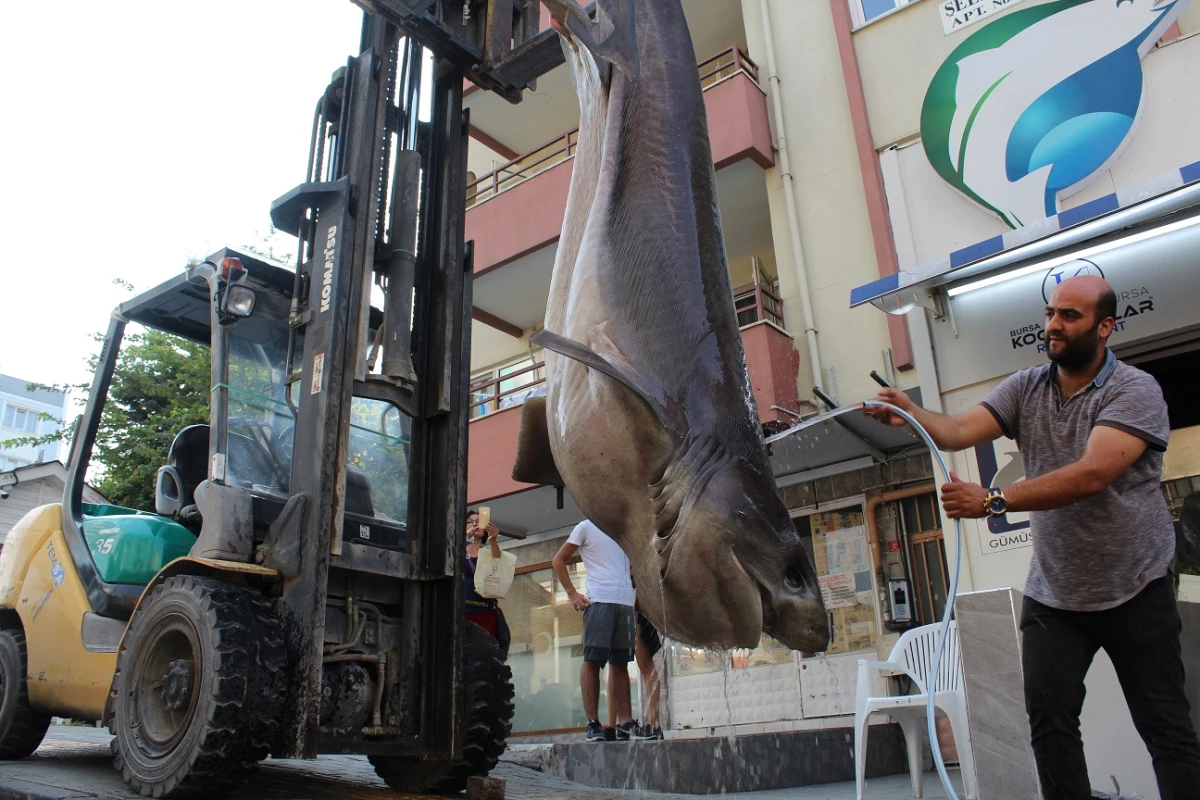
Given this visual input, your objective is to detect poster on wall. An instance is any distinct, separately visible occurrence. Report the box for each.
[808,513,879,656]
[819,572,857,609]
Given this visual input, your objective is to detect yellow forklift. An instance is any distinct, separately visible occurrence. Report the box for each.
[0,1,567,795]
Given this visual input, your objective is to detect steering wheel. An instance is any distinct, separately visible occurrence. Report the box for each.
[226,418,288,491]
[275,422,295,465]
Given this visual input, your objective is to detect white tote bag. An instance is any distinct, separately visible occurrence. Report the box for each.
[474,536,516,599]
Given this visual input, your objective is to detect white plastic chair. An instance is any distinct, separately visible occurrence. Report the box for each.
[854,621,977,799]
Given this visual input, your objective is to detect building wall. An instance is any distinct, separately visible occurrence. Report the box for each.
[0,475,64,543]
[856,0,1200,151]
[880,33,1200,269]
[741,0,900,407]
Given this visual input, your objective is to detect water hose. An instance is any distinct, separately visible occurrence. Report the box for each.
[767,402,964,799]
[860,400,964,800]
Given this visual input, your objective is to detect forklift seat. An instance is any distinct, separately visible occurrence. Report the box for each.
[345,466,375,517]
[156,425,210,523]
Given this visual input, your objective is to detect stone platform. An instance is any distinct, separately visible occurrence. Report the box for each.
[506,724,909,794]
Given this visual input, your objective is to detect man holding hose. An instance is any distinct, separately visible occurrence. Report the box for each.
[865,274,1200,800]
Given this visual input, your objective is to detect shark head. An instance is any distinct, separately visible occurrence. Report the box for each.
[921,0,1191,228]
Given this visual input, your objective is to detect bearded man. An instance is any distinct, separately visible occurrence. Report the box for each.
[866,273,1200,800]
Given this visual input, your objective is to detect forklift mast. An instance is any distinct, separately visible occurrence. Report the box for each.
[260,0,565,759]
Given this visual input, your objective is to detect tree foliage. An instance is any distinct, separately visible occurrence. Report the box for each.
[92,331,210,509]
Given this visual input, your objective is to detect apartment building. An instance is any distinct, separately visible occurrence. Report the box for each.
[0,374,69,538]
[462,0,1200,775]
[0,374,65,472]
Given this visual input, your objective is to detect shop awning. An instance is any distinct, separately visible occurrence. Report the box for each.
[767,406,925,484]
[850,161,1200,314]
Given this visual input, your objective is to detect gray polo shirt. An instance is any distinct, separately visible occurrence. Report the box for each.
[981,350,1174,612]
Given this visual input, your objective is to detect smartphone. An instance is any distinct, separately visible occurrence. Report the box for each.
[478,506,491,530]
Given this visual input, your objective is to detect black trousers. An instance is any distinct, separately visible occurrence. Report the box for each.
[1021,576,1200,800]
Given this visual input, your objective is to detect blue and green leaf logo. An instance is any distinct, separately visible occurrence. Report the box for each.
[921,0,1189,229]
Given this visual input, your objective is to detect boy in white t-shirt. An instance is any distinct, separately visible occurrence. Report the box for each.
[552,519,636,742]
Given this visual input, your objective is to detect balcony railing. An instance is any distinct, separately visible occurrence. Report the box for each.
[469,361,546,419]
[734,283,784,329]
[697,44,759,90]
[466,45,761,209]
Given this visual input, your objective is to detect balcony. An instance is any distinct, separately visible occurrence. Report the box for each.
[464,45,775,276]
[466,283,801,504]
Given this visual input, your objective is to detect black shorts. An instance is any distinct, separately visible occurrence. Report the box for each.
[636,612,662,657]
[582,602,635,664]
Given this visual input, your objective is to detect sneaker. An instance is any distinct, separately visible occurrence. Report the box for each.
[585,720,606,742]
[1092,776,1143,800]
[615,719,637,741]
[603,726,616,742]
[632,723,663,741]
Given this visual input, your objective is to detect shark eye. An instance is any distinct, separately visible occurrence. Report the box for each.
[784,566,808,592]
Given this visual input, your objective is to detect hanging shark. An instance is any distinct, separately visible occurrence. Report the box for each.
[512,0,829,652]
[922,0,1190,228]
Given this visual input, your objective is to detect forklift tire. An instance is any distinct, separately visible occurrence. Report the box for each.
[109,575,285,797]
[0,624,52,759]
[369,622,514,795]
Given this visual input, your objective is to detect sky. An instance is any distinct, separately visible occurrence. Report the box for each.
[0,1,364,391]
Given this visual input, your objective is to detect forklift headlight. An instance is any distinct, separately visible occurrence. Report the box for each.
[225,285,257,318]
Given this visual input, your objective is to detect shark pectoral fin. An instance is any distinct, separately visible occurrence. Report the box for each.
[512,396,565,487]
[532,328,667,425]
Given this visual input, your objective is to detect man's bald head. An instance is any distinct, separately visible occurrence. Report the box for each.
[1050,274,1117,325]
[1045,273,1118,370]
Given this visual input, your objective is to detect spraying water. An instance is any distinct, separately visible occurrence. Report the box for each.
[768,401,965,800]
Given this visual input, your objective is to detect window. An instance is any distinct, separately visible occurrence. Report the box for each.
[898,492,949,626]
[1,456,30,471]
[852,0,917,26]
[2,404,41,434]
[1163,475,1200,521]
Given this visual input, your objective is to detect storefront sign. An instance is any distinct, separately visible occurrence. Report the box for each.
[974,441,1032,554]
[939,0,1027,35]
[921,0,1191,228]
[930,219,1200,392]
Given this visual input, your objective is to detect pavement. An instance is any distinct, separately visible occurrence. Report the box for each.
[0,726,965,800]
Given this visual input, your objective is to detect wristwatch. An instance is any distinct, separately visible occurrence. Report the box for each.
[984,488,1008,517]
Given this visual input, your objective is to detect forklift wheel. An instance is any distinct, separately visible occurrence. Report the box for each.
[0,624,52,759]
[369,622,514,795]
[109,575,285,797]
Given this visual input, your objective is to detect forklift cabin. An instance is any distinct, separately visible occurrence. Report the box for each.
[3,1,590,794]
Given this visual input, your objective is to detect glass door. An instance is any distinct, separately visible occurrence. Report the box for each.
[795,503,881,718]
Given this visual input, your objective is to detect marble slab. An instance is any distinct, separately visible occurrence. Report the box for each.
[955,588,1042,800]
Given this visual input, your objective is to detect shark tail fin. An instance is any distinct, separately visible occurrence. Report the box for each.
[545,0,639,83]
